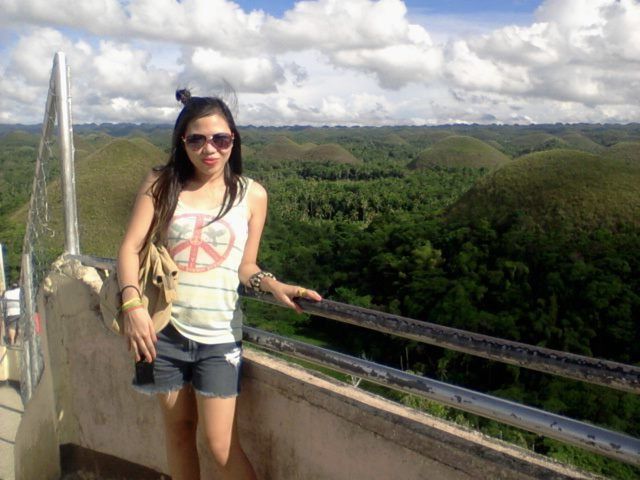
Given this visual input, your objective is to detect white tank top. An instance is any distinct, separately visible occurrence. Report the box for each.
[167,178,251,344]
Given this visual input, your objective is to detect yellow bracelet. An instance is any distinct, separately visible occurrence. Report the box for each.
[121,298,143,311]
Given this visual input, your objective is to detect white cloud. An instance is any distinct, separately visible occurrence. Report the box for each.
[126,0,266,51]
[0,0,639,125]
[445,40,532,94]
[179,48,285,93]
[8,28,87,83]
[445,0,640,109]
[91,41,177,101]
[265,0,442,88]
[2,0,127,35]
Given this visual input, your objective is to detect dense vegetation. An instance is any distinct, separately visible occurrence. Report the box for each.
[1,122,639,478]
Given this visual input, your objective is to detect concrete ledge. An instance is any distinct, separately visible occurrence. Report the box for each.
[239,349,599,480]
[13,258,601,479]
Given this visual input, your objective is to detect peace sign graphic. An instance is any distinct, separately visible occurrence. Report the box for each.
[170,213,236,273]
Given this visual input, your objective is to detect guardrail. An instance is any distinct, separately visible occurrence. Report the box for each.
[70,253,640,466]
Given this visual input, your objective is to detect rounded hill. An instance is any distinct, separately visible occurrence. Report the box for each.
[32,138,166,257]
[257,135,308,161]
[0,130,39,148]
[508,132,568,156]
[408,135,510,169]
[301,144,361,164]
[379,133,408,145]
[602,141,640,162]
[559,133,605,154]
[447,149,640,231]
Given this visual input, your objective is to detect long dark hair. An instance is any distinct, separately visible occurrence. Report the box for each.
[146,89,245,246]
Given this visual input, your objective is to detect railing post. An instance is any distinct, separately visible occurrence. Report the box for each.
[0,243,6,293]
[53,51,80,255]
[19,254,33,403]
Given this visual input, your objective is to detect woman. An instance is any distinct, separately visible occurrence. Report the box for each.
[117,89,322,480]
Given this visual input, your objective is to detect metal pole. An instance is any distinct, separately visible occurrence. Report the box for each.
[19,254,33,403]
[21,250,41,393]
[0,243,5,293]
[244,326,640,467]
[247,293,640,394]
[54,52,80,255]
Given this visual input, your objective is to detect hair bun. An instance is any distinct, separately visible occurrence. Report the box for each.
[175,89,192,105]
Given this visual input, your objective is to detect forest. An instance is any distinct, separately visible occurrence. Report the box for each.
[0,122,639,478]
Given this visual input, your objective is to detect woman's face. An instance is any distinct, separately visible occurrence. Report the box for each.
[182,113,234,184]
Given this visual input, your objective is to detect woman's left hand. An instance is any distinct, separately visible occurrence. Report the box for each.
[267,280,322,313]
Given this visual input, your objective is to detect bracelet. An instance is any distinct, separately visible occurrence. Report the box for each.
[248,271,276,294]
[121,298,143,311]
[120,284,142,299]
[122,305,144,315]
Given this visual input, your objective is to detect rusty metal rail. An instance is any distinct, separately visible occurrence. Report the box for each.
[244,326,640,467]
[244,291,640,395]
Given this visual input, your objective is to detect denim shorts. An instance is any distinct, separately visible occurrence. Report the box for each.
[132,322,243,398]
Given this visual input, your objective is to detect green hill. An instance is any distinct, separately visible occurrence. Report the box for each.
[256,136,359,164]
[242,144,256,158]
[559,132,605,154]
[447,149,640,231]
[12,138,166,258]
[408,135,510,169]
[602,141,640,162]
[301,144,361,164]
[505,132,569,156]
[127,137,168,160]
[401,129,456,148]
[0,130,40,148]
[299,142,316,151]
[380,133,408,145]
[258,135,307,161]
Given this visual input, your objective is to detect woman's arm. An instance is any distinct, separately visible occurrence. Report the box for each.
[116,171,159,362]
[238,181,322,313]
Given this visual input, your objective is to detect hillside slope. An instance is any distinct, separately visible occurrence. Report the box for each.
[409,135,511,169]
[17,138,167,258]
[447,149,640,231]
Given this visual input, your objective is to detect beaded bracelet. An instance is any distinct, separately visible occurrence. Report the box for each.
[248,271,276,294]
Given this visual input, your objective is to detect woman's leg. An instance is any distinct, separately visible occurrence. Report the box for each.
[197,395,257,480]
[158,386,200,480]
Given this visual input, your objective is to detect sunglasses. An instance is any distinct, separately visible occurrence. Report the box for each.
[182,133,234,150]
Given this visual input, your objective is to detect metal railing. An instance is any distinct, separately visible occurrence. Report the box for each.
[70,254,640,467]
[16,51,80,403]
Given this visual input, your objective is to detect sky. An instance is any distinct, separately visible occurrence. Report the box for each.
[0,0,639,126]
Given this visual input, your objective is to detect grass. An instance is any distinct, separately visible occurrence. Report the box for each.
[560,132,606,154]
[603,141,640,162]
[301,143,361,164]
[14,137,167,259]
[409,135,511,169]
[448,148,640,231]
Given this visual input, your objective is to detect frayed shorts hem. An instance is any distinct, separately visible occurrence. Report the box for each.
[131,381,240,398]
[131,381,186,396]
[193,387,240,399]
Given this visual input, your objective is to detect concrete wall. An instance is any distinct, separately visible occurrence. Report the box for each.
[0,345,21,382]
[13,257,599,479]
[13,286,61,480]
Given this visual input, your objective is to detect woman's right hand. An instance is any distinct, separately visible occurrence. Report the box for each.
[123,308,157,363]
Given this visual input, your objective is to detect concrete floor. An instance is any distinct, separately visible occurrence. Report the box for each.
[0,380,23,480]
